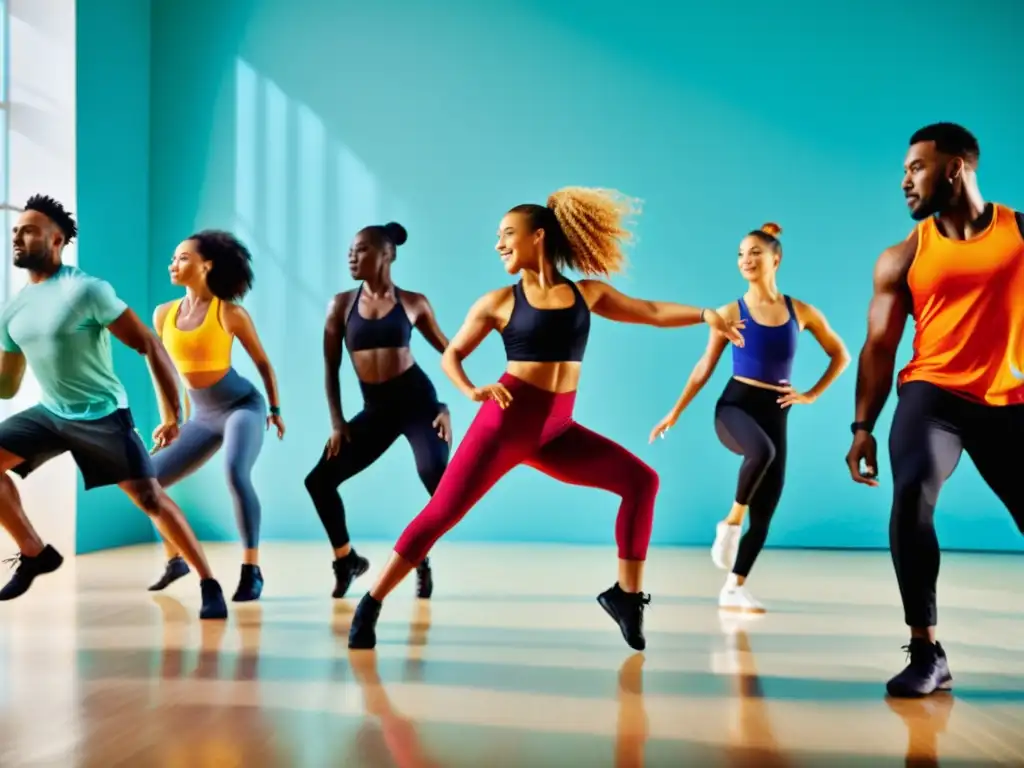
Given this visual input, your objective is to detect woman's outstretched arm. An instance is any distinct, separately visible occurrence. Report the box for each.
[578,280,745,345]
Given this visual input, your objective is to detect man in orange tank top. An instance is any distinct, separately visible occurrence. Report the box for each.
[845,123,1024,698]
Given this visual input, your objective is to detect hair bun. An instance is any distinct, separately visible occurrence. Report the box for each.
[383,221,408,246]
[760,222,782,238]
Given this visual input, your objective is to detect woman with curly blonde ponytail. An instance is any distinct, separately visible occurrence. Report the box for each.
[650,222,850,614]
[348,186,744,653]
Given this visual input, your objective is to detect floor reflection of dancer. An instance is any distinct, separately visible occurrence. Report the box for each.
[714,617,788,767]
[348,625,445,768]
[348,187,744,652]
[845,123,1024,697]
[651,223,849,613]
[885,694,954,766]
[153,596,279,765]
[615,654,648,768]
[0,195,227,619]
[149,231,284,602]
[305,222,453,600]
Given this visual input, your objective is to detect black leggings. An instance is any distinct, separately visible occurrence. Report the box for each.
[889,381,1024,628]
[305,364,450,549]
[714,379,790,578]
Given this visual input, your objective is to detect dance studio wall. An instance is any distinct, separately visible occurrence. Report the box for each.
[107,0,1024,553]
[73,0,155,552]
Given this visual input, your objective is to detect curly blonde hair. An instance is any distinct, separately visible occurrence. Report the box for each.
[509,186,642,277]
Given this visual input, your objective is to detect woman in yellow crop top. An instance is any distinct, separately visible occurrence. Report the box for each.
[148,230,284,602]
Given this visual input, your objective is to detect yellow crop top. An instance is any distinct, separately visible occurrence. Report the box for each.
[161,297,234,374]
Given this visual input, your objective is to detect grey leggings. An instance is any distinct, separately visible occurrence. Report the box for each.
[152,368,267,548]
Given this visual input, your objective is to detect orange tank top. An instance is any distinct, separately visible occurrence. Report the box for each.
[898,203,1024,406]
[160,296,234,374]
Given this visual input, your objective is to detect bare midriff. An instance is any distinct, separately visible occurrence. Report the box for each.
[505,361,582,393]
[350,348,416,385]
[732,375,789,394]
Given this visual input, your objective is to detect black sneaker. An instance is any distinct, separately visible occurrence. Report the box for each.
[232,564,264,602]
[0,545,64,601]
[148,555,190,591]
[348,592,382,649]
[332,550,369,598]
[886,639,953,698]
[199,578,228,620]
[416,557,433,599]
[597,583,651,651]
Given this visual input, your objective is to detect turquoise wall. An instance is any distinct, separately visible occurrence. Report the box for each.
[79,0,1024,553]
[75,0,154,553]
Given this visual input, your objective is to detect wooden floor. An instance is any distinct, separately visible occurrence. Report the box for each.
[0,542,1022,767]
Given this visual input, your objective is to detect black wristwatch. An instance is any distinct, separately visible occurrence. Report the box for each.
[850,420,872,435]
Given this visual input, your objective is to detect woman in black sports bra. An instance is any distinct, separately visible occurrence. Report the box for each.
[347,187,744,653]
[304,222,452,600]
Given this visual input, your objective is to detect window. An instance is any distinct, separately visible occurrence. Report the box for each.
[0,0,8,299]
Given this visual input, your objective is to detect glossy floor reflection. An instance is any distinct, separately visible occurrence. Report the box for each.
[0,543,1022,766]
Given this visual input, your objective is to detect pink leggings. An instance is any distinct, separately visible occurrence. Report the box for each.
[394,374,659,564]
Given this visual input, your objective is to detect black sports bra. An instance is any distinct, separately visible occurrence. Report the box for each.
[500,280,590,363]
[345,286,413,351]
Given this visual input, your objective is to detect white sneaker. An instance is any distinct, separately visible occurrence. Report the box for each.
[711,522,741,570]
[718,584,766,614]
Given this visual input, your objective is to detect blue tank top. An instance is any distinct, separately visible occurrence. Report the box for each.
[501,280,590,362]
[731,295,799,386]
[345,285,413,351]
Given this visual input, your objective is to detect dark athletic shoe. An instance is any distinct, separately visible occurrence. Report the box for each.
[348,592,382,649]
[232,564,264,602]
[416,557,434,599]
[597,583,651,651]
[148,555,190,591]
[0,545,64,601]
[332,551,369,599]
[886,639,953,698]
[199,578,228,620]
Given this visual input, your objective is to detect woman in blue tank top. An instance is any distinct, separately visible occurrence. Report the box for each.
[650,223,850,613]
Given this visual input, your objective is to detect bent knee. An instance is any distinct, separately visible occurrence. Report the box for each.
[226,465,254,492]
[892,476,939,519]
[0,447,24,475]
[125,481,167,516]
[621,459,659,500]
[747,440,777,471]
[304,464,328,494]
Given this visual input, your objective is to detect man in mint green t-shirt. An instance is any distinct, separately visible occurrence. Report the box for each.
[0,194,227,620]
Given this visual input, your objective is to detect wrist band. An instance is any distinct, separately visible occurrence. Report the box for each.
[700,308,707,323]
[270,405,281,416]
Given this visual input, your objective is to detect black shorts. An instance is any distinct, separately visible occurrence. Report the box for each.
[0,405,155,490]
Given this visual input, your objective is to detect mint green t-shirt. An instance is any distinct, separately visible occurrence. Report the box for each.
[0,265,130,421]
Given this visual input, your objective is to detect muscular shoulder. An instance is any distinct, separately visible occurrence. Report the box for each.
[575,278,612,308]
[219,301,249,333]
[715,300,740,322]
[477,286,516,315]
[396,288,433,318]
[326,289,358,327]
[70,271,127,325]
[788,297,824,331]
[152,300,177,330]
[875,230,918,290]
